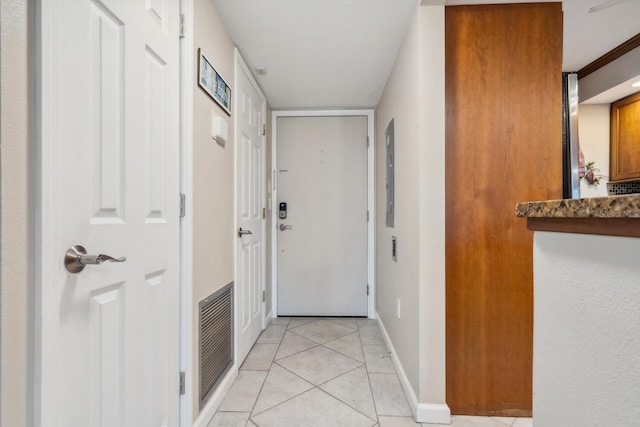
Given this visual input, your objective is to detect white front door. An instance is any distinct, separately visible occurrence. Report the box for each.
[39,0,180,425]
[235,53,266,364]
[277,116,368,316]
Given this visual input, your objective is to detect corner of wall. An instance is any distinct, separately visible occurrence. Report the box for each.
[417,3,447,406]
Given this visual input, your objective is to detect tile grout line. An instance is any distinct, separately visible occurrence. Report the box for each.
[249,319,330,419]
[313,318,378,425]
[252,319,374,424]
[216,318,412,427]
[314,385,379,425]
[244,318,289,425]
[273,334,321,362]
[357,321,383,426]
[249,318,360,422]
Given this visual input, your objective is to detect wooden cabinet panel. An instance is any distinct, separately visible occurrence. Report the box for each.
[610,92,640,182]
[445,3,562,416]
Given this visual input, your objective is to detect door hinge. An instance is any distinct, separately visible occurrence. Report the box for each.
[179,14,185,39]
[367,210,369,222]
[261,123,266,136]
[179,193,186,218]
[262,207,266,219]
[366,136,370,148]
[179,371,185,395]
[367,284,370,296]
[262,290,266,302]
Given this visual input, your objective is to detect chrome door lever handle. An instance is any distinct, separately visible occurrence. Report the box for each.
[279,224,293,231]
[79,254,127,265]
[238,227,253,238]
[64,245,127,273]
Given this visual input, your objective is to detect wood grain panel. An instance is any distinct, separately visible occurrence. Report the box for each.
[610,91,640,182]
[445,3,563,416]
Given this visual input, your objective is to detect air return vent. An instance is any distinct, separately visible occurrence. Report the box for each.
[199,282,234,409]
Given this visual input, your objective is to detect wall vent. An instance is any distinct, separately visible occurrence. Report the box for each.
[199,282,234,409]
[607,180,640,196]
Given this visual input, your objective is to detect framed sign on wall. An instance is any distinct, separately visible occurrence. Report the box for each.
[198,48,231,115]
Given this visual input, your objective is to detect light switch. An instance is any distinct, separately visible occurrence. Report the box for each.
[211,112,228,145]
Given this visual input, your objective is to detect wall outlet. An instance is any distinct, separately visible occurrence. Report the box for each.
[396,299,401,319]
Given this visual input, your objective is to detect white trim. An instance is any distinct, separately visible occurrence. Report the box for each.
[376,314,418,416]
[416,403,451,425]
[34,1,56,424]
[233,51,239,380]
[191,366,239,427]
[179,0,195,425]
[270,112,278,317]
[366,113,376,319]
[376,313,451,425]
[270,109,376,318]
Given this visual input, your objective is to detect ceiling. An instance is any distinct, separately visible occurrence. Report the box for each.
[212,0,640,109]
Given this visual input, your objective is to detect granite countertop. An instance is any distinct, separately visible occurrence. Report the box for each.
[515,194,640,218]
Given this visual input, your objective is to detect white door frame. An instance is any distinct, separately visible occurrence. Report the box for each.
[35,1,187,425]
[234,48,268,338]
[270,110,376,319]
[35,2,58,423]
[179,0,195,425]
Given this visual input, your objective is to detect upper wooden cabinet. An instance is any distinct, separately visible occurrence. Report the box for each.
[610,91,640,182]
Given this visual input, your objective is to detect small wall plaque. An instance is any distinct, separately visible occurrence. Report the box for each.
[198,48,231,115]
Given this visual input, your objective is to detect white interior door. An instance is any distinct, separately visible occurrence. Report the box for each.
[40,0,180,425]
[235,54,266,364]
[277,116,368,316]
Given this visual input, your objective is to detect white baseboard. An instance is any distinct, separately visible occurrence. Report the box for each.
[375,314,419,415]
[376,312,451,425]
[417,403,451,424]
[192,365,239,427]
[264,310,273,329]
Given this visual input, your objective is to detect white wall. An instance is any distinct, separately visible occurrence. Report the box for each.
[192,0,237,419]
[578,104,610,198]
[375,3,448,420]
[0,1,34,426]
[375,7,421,395]
[533,231,640,427]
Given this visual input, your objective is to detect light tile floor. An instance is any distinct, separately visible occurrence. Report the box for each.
[209,318,534,427]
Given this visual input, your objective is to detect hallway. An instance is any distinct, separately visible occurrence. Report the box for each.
[209,318,533,427]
